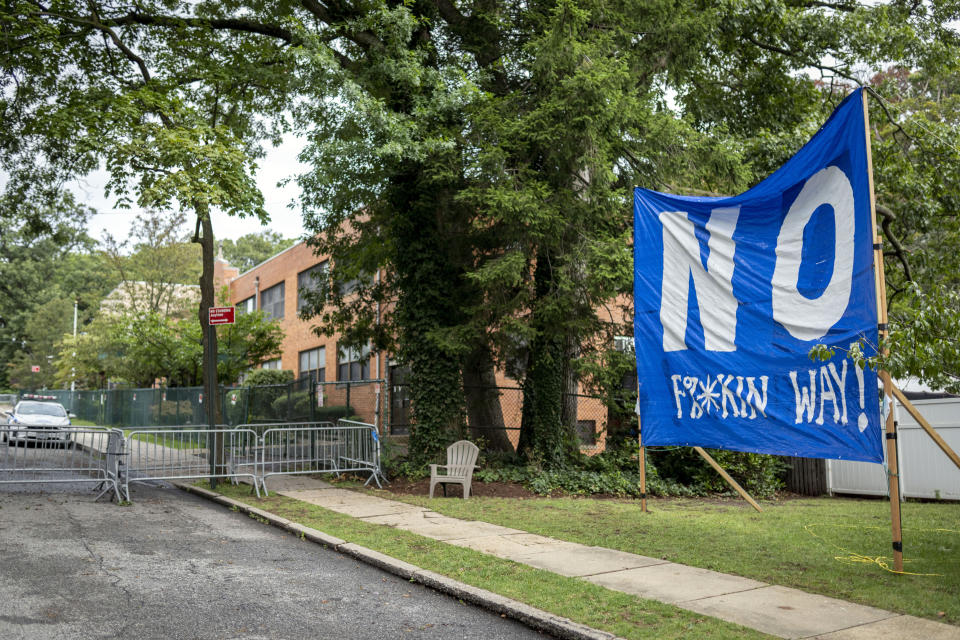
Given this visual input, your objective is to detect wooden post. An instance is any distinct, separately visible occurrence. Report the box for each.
[638,414,648,512]
[864,91,904,573]
[891,386,960,472]
[693,447,763,513]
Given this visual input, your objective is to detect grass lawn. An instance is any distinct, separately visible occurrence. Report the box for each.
[204,482,771,640]
[123,429,207,450]
[65,421,204,450]
[365,488,960,626]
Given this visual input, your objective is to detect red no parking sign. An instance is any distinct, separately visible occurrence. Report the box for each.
[208,307,235,326]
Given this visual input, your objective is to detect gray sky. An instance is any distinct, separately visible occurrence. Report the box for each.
[75,135,309,243]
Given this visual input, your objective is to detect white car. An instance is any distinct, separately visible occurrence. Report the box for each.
[3,401,73,445]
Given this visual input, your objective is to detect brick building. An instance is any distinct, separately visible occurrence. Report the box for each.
[226,242,386,380]
[223,240,615,449]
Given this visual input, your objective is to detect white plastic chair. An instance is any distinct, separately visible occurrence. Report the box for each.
[429,440,480,499]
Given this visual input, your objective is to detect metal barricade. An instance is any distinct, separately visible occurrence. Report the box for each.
[123,427,260,500]
[336,419,385,489]
[0,426,124,501]
[2,421,386,503]
[254,420,384,495]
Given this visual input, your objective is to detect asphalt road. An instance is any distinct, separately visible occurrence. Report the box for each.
[0,483,553,640]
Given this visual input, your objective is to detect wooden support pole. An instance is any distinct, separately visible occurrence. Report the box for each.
[864,92,904,573]
[891,386,960,472]
[638,413,648,512]
[693,446,763,513]
[879,369,903,573]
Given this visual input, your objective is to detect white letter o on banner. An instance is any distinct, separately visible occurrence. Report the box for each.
[772,166,856,341]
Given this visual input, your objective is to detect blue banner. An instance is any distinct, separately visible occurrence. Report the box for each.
[633,89,882,462]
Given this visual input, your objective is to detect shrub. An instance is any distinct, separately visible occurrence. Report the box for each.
[155,398,204,425]
[246,383,290,422]
[270,389,309,421]
[263,385,357,423]
[244,369,294,387]
[390,436,785,498]
[690,449,787,498]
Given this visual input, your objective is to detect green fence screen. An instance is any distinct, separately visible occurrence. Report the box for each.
[35,379,385,429]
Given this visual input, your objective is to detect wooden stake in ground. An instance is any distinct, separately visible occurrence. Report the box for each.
[638,413,648,513]
[693,447,763,513]
[891,386,960,472]
[863,91,904,573]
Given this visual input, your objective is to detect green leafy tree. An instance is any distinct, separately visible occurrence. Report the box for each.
[290,0,960,467]
[101,210,202,317]
[2,1,295,416]
[0,190,101,389]
[6,298,75,389]
[865,69,960,392]
[219,231,296,273]
[7,1,960,465]
[4,249,117,390]
[55,308,283,388]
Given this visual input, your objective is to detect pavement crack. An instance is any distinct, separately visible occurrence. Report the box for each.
[61,503,141,638]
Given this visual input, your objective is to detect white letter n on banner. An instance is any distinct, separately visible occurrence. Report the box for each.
[659,207,739,352]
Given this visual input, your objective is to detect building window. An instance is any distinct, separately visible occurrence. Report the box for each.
[260,282,285,320]
[613,336,635,353]
[338,344,370,381]
[299,347,326,382]
[298,262,328,312]
[576,419,597,446]
[338,275,361,297]
[236,296,255,315]
[262,358,282,370]
[338,269,376,297]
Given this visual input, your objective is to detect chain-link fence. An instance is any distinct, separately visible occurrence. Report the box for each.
[40,387,208,427]
[35,379,387,431]
[32,381,611,453]
[390,385,609,455]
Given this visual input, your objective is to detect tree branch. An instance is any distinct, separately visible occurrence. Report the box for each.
[784,0,860,11]
[298,0,383,52]
[877,203,913,284]
[432,0,467,27]
[112,11,299,45]
[864,86,912,145]
[742,34,861,84]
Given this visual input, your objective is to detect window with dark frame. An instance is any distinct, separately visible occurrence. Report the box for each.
[261,358,282,370]
[236,296,255,315]
[299,346,326,383]
[337,344,370,381]
[337,269,376,297]
[298,262,328,312]
[260,281,285,320]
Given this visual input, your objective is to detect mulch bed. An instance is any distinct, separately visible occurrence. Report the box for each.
[372,476,807,504]
[376,477,541,499]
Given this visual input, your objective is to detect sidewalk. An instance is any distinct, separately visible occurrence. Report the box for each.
[258,475,958,640]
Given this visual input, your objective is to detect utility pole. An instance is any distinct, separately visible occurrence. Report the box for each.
[71,299,78,392]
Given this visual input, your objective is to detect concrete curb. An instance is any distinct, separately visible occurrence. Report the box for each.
[175,482,623,640]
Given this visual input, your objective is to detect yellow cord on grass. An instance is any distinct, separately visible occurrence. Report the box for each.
[803,523,959,577]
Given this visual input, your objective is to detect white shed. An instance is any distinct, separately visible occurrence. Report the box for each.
[827,393,960,501]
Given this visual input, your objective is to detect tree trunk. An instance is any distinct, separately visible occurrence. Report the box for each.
[560,334,580,438]
[463,345,513,452]
[387,164,466,465]
[518,255,578,467]
[194,212,223,475]
[195,213,219,420]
